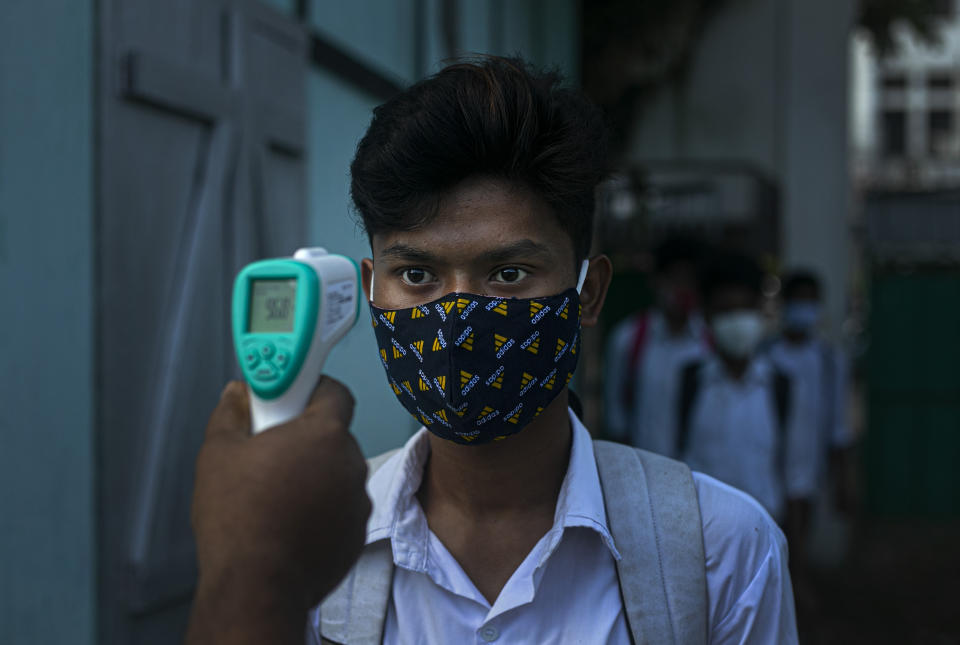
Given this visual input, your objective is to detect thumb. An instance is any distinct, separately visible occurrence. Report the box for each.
[204,381,252,441]
[303,376,356,429]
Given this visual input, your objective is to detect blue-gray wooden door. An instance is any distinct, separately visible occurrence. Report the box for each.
[96,1,306,641]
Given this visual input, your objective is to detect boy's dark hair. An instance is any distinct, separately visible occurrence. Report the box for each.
[781,269,821,300]
[699,251,764,303]
[350,55,609,262]
[654,235,706,274]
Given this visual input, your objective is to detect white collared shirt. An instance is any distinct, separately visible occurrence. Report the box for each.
[603,310,710,456]
[682,356,818,521]
[314,411,799,644]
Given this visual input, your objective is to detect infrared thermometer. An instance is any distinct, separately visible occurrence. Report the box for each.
[232,247,360,433]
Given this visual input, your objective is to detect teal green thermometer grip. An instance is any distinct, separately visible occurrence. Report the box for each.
[232,247,360,433]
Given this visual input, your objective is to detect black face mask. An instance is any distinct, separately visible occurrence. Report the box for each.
[369,287,583,445]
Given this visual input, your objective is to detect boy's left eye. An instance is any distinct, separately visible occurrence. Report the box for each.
[492,267,528,283]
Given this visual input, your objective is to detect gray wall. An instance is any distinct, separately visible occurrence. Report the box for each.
[0,1,96,643]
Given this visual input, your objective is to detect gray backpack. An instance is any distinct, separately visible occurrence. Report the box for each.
[312,441,707,645]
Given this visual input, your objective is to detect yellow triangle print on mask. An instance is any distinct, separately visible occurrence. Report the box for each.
[456,297,472,313]
[520,372,534,388]
[459,332,474,351]
[380,348,388,363]
[384,311,396,324]
[493,301,508,315]
[412,307,426,319]
[506,408,522,424]
[476,405,495,421]
[492,372,504,389]
[559,303,569,320]
[534,406,544,417]
[391,382,402,395]
[435,409,448,423]
[435,375,446,392]
[413,340,424,354]
[392,345,404,359]
[432,336,443,351]
[441,300,455,314]
[494,333,508,350]
[527,337,540,354]
[460,370,473,387]
[544,373,556,390]
[566,372,574,385]
[418,377,430,391]
[401,380,412,394]
[530,301,544,318]
[555,338,566,358]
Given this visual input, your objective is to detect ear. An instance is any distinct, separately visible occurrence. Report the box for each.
[360,258,374,303]
[579,255,612,327]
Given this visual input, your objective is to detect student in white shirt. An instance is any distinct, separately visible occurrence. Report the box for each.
[678,252,817,545]
[189,55,799,644]
[603,236,711,456]
[767,270,856,519]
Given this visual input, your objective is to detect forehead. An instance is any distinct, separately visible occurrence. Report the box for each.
[708,284,759,310]
[371,178,575,262]
[786,283,819,301]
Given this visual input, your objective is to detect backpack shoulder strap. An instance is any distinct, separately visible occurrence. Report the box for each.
[771,368,791,432]
[314,449,401,645]
[622,312,651,409]
[676,360,703,457]
[593,441,707,645]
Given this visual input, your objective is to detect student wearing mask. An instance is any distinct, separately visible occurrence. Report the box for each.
[767,271,855,517]
[603,236,711,456]
[676,252,817,548]
[302,57,797,645]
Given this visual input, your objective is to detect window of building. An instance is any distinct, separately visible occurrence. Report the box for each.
[927,73,953,91]
[931,0,955,18]
[928,110,954,157]
[882,111,907,158]
[882,74,907,90]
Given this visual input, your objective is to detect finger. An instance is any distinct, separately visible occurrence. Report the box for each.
[303,376,356,429]
[204,381,251,441]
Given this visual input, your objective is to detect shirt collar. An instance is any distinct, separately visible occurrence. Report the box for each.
[364,408,621,572]
[703,353,772,386]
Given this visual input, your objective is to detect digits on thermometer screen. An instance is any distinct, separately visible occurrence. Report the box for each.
[232,248,360,433]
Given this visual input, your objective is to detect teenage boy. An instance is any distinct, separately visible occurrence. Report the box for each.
[301,57,798,644]
[677,252,817,551]
[604,235,711,456]
[767,271,856,516]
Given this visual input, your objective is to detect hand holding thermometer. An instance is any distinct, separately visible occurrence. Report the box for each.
[232,247,360,433]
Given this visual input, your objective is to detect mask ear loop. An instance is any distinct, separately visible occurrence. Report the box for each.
[369,271,375,303]
[575,259,589,294]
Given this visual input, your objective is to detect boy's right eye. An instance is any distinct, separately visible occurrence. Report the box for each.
[401,268,435,285]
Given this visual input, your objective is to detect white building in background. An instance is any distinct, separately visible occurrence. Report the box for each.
[851,0,960,190]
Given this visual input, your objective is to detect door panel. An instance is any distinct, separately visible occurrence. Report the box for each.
[97,1,306,641]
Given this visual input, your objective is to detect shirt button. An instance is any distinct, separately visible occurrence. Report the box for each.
[479,625,499,642]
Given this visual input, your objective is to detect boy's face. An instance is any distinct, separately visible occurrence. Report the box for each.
[361,177,608,327]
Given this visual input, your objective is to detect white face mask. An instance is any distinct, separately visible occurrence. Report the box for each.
[711,310,766,359]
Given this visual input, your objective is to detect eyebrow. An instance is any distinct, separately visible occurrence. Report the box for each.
[378,239,554,265]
